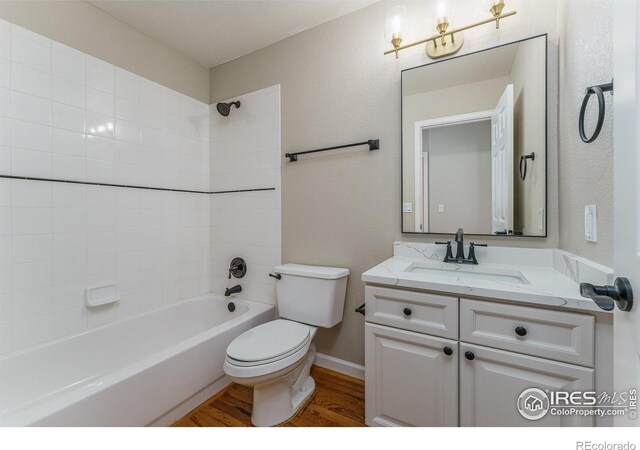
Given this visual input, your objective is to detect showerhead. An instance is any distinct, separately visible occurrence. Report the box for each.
[216,101,241,117]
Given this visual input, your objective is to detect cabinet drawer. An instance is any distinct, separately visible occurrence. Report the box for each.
[365,286,458,339]
[460,299,594,367]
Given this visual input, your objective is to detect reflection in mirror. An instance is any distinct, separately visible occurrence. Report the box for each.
[402,35,547,236]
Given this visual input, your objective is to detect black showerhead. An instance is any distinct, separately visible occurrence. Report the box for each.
[216,101,241,117]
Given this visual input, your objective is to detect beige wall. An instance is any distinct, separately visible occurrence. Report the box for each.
[557,0,613,266]
[210,0,561,365]
[402,77,510,232]
[0,0,209,102]
[428,122,492,234]
[511,38,547,236]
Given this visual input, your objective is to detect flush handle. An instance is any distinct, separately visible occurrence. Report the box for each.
[269,273,282,280]
[579,277,634,312]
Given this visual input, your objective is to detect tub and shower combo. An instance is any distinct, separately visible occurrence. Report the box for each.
[0,294,274,426]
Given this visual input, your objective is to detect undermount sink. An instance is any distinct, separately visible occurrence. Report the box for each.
[404,262,530,285]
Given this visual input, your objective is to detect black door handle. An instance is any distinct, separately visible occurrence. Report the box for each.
[443,347,453,356]
[580,277,633,312]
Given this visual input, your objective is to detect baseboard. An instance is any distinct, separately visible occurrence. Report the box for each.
[314,352,365,380]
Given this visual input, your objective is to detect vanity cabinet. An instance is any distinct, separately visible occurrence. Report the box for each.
[459,343,593,427]
[365,323,458,427]
[364,286,598,427]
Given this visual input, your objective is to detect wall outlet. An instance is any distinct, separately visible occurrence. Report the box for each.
[585,205,598,242]
[402,202,413,213]
[537,208,545,231]
[438,204,445,213]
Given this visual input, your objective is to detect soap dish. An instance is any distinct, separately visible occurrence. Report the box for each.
[86,284,120,307]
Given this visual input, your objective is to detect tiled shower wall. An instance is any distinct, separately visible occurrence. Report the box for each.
[0,20,211,354]
[210,85,281,304]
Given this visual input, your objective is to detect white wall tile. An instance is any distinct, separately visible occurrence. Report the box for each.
[115,119,140,144]
[52,76,85,109]
[12,148,52,178]
[11,32,51,73]
[86,87,114,116]
[0,58,10,89]
[86,111,115,139]
[52,43,85,84]
[52,102,85,133]
[11,91,50,125]
[86,60,114,94]
[11,120,51,152]
[11,62,51,99]
[52,128,85,157]
[1,20,212,355]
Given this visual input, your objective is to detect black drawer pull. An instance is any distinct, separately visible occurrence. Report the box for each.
[403,307,412,317]
[443,347,453,356]
[515,326,527,337]
[464,351,475,361]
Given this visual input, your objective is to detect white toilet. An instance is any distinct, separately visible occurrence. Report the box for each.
[223,263,349,427]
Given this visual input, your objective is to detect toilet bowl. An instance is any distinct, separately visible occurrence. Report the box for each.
[223,263,349,427]
[223,319,318,427]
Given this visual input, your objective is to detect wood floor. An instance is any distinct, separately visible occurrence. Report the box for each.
[172,366,365,427]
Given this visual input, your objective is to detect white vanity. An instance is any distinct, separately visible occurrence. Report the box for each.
[362,242,614,427]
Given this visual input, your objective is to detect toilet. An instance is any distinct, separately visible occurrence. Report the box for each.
[223,263,349,427]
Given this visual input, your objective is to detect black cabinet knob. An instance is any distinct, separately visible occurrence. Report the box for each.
[515,326,527,337]
[403,307,412,317]
[443,347,453,356]
[464,351,475,361]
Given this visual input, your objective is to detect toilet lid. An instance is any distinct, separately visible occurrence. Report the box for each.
[226,320,312,363]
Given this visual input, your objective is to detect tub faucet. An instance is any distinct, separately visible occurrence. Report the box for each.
[225,285,242,297]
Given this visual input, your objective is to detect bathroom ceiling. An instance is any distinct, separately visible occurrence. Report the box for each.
[87,0,377,68]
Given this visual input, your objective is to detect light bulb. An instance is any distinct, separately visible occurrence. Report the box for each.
[385,5,408,45]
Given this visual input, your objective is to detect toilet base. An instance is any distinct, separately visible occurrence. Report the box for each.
[250,345,316,427]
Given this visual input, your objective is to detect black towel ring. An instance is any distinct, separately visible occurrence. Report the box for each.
[519,152,535,181]
[579,80,613,143]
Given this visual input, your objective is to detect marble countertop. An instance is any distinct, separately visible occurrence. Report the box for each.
[361,242,614,313]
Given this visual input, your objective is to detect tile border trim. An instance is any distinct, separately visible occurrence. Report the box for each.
[0,174,276,195]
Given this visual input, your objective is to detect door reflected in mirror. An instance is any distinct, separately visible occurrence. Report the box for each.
[402,35,547,236]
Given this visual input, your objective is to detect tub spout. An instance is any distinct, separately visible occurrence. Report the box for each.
[225,285,242,297]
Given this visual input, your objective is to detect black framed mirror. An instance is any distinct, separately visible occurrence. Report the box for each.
[401,34,547,237]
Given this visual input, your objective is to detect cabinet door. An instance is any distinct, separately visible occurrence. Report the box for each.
[365,323,458,427]
[460,343,594,427]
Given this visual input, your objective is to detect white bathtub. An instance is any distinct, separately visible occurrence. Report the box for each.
[0,294,274,426]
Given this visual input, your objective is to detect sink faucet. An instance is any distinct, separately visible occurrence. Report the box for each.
[454,228,465,260]
[225,285,242,296]
[436,228,488,265]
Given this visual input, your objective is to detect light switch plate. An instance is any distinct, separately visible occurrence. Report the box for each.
[585,205,598,242]
[402,202,413,213]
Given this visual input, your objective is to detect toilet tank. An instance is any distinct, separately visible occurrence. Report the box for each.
[274,264,349,328]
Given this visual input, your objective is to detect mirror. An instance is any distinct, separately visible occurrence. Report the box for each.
[402,35,547,236]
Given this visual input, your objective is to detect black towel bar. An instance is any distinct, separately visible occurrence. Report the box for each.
[579,80,613,143]
[285,139,379,162]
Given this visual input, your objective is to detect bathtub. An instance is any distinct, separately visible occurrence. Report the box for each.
[0,294,274,426]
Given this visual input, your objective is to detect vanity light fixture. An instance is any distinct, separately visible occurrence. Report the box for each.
[384,0,517,59]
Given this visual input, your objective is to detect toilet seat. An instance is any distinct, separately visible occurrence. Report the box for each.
[226,320,314,367]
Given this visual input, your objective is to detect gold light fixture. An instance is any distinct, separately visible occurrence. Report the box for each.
[385,0,516,59]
